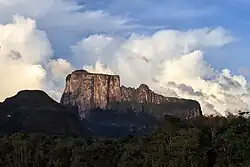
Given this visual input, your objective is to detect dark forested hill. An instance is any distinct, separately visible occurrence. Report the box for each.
[1,90,250,166]
[0,115,250,167]
[0,90,84,136]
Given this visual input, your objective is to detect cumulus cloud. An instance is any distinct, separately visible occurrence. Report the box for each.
[72,27,250,116]
[0,0,249,117]
[0,16,50,101]
[45,59,75,100]
[0,0,131,66]
[0,0,133,101]
[83,60,115,75]
[0,15,73,101]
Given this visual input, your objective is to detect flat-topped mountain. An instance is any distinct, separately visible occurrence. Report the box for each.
[61,70,202,119]
[0,71,202,138]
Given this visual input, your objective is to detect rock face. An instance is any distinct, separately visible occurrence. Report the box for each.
[61,70,121,118]
[0,90,84,136]
[61,70,202,119]
[119,84,202,119]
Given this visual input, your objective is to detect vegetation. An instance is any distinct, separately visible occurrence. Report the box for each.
[0,115,250,167]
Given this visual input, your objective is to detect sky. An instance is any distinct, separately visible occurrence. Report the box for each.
[1,0,250,116]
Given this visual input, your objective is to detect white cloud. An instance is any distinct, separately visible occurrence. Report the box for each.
[0,15,50,101]
[71,34,121,66]
[0,0,248,117]
[0,0,131,67]
[72,27,250,116]
[0,0,129,32]
[0,15,52,63]
[48,59,75,80]
[0,16,73,101]
[83,60,115,75]
[0,0,130,102]
[44,58,75,101]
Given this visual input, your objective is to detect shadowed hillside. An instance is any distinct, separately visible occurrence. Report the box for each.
[0,90,84,136]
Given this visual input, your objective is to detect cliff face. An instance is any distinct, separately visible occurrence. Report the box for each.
[61,70,202,119]
[119,84,202,118]
[61,70,121,118]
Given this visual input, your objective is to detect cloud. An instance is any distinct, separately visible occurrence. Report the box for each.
[0,0,128,32]
[83,0,218,22]
[0,0,131,102]
[0,0,132,64]
[0,0,248,117]
[71,34,122,67]
[45,59,75,100]
[83,60,115,75]
[72,27,233,85]
[72,27,250,116]
[0,16,50,101]
[0,15,73,101]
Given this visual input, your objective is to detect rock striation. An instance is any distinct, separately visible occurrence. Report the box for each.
[61,70,121,118]
[61,70,202,119]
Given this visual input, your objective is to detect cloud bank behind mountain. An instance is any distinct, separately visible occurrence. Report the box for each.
[72,29,249,116]
[0,0,249,116]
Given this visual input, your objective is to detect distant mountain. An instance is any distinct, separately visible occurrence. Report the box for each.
[0,70,203,138]
[0,90,84,136]
[61,70,202,119]
[59,70,203,137]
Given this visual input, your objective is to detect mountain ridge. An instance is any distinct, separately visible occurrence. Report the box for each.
[61,70,202,119]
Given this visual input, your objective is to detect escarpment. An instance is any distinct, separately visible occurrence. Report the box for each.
[61,70,121,118]
[61,70,202,119]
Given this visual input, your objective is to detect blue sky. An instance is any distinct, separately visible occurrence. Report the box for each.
[1,0,250,115]
[72,0,250,76]
[69,0,250,115]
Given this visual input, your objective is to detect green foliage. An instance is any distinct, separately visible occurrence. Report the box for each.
[0,115,250,167]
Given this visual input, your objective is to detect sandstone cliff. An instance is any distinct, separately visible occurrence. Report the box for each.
[61,70,202,119]
[61,70,121,118]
